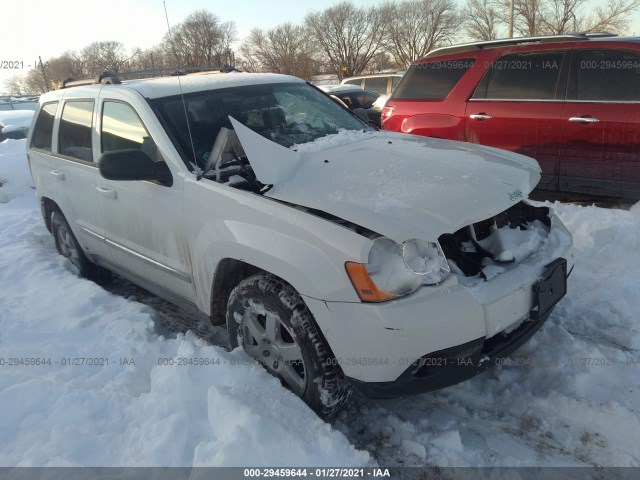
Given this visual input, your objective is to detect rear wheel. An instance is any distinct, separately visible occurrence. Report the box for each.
[51,210,110,283]
[227,272,352,417]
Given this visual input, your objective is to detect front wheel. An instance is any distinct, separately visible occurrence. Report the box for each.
[227,273,352,417]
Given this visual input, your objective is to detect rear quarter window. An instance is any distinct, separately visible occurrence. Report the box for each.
[393,59,475,99]
[30,102,58,151]
[570,49,640,102]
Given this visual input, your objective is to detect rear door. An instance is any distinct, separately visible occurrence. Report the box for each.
[560,48,640,197]
[33,94,111,260]
[465,50,568,185]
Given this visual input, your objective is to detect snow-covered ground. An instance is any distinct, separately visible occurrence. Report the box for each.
[1,137,639,469]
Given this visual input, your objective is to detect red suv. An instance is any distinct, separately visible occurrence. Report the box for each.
[382,33,640,199]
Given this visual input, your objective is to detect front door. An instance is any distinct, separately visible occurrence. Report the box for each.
[95,99,195,302]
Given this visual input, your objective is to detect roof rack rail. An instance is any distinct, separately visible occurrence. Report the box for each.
[424,32,618,58]
[60,65,238,89]
[61,71,121,89]
[583,31,617,38]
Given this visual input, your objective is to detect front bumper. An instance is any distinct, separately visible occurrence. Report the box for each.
[303,212,573,391]
[354,257,569,398]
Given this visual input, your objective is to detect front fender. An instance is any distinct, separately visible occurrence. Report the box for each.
[186,178,370,315]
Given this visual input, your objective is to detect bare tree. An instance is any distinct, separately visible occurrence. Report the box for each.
[163,10,236,68]
[46,52,84,82]
[384,0,461,68]
[496,0,640,37]
[540,0,581,33]
[129,46,170,72]
[240,23,317,79]
[237,42,262,73]
[513,0,544,35]
[463,0,503,40]
[305,2,389,79]
[18,68,50,95]
[367,52,401,72]
[80,41,132,75]
[581,0,640,33]
[3,75,27,95]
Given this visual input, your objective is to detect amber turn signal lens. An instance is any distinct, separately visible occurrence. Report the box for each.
[345,262,397,303]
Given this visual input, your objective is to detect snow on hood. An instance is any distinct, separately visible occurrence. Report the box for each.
[232,118,541,242]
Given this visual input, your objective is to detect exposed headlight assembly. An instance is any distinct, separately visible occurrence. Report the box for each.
[346,237,450,302]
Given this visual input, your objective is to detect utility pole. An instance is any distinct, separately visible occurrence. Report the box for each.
[38,56,49,92]
[508,0,515,37]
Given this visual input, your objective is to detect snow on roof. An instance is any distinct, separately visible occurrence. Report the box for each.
[125,72,305,98]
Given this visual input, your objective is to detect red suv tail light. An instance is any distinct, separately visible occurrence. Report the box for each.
[381,105,395,125]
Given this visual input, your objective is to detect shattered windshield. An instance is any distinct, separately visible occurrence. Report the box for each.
[152,82,369,169]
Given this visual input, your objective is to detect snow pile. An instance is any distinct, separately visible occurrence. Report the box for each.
[0,109,34,135]
[553,201,640,351]
[0,138,31,203]
[0,140,370,467]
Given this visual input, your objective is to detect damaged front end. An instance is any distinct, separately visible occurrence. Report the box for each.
[353,202,573,398]
[440,200,573,337]
[440,201,553,280]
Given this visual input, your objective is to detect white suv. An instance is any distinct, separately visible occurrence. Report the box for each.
[26,71,573,416]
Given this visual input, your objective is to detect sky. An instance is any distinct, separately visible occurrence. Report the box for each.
[1,0,640,94]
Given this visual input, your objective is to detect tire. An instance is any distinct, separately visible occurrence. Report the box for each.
[227,272,352,417]
[51,210,110,283]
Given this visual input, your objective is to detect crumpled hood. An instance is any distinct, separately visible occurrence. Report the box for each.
[231,118,541,242]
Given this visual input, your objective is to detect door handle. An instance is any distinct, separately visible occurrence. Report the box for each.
[96,185,117,199]
[469,114,492,120]
[569,116,599,123]
[50,170,65,180]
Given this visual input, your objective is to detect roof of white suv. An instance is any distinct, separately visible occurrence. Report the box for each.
[42,72,305,101]
[127,72,304,98]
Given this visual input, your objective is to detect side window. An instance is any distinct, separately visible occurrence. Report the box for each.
[570,49,640,102]
[363,77,388,94]
[391,76,401,91]
[472,51,565,100]
[30,102,58,151]
[58,101,94,162]
[393,59,475,99]
[101,101,162,161]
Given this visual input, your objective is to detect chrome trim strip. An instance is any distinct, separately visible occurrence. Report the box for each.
[104,238,192,284]
[468,98,564,102]
[469,99,640,104]
[564,99,640,104]
[79,226,104,241]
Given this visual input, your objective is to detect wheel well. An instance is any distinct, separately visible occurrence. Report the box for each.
[41,197,60,233]
[210,262,340,356]
[210,258,262,325]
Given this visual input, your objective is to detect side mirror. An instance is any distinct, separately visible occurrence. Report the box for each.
[99,149,172,185]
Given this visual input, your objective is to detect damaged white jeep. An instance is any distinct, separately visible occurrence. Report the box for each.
[27,72,573,416]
